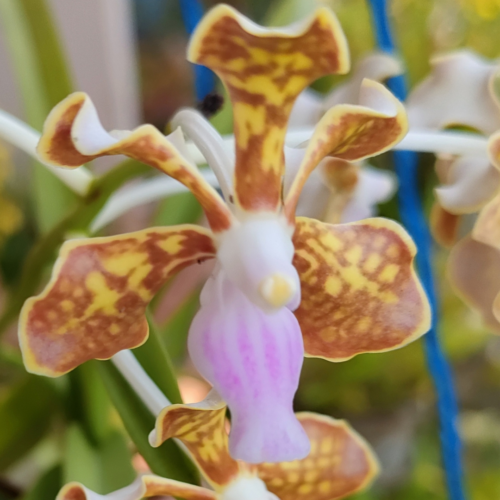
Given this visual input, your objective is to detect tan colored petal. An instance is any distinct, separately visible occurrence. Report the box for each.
[430,202,461,248]
[189,4,349,213]
[284,80,407,222]
[407,50,500,135]
[448,236,500,334]
[434,155,500,214]
[473,194,500,250]
[152,395,242,489]
[57,475,216,500]
[292,217,430,360]
[37,93,232,233]
[19,226,216,377]
[257,413,379,500]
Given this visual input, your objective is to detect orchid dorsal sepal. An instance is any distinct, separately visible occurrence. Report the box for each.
[188,3,350,214]
[0,108,94,196]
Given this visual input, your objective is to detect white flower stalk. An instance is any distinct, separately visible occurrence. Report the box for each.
[0,108,94,195]
[111,350,170,415]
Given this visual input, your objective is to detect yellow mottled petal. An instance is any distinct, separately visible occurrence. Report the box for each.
[57,476,216,500]
[19,226,216,377]
[292,217,430,360]
[153,399,243,489]
[37,93,232,233]
[285,80,407,222]
[189,5,349,213]
[257,413,379,500]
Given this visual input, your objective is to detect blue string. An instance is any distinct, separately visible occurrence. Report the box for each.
[367,1,466,498]
[179,0,216,102]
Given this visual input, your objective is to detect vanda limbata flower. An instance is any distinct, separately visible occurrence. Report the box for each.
[285,52,401,224]
[58,398,378,500]
[19,5,430,463]
[404,50,500,247]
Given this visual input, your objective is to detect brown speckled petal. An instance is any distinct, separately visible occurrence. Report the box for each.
[37,93,233,233]
[285,80,407,222]
[152,396,243,489]
[19,226,216,377]
[57,475,216,500]
[292,217,430,360]
[257,413,379,500]
[189,4,349,213]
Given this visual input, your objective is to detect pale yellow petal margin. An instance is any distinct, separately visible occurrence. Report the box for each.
[257,413,379,500]
[285,80,407,222]
[37,92,233,233]
[19,226,216,377]
[57,475,216,500]
[152,393,243,489]
[188,4,349,213]
[292,217,431,361]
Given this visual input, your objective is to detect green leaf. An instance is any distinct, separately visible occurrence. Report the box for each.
[21,465,63,500]
[0,0,78,232]
[154,192,202,227]
[0,160,150,335]
[99,431,136,493]
[18,0,74,106]
[97,361,199,484]
[161,292,200,363]
[134,315,183,404]
[63,424,101,491]
[0,375,58,471]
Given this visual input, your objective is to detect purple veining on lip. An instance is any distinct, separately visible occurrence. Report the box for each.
[188,267,310,463]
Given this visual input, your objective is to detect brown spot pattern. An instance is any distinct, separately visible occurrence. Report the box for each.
[285,96,406,222]
[257,413,378,500]
[190,6,349,212]
[292,217,430,360]
[154,404,242,489]
[37,93,233,233]
[20,226,216,376]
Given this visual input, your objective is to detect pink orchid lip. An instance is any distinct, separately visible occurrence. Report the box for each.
[188,266,310,464]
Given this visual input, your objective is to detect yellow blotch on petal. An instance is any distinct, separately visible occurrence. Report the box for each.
[325,276,342,297]
[85,271,121,315]
[379,263,399,283]
[158,234,186,255]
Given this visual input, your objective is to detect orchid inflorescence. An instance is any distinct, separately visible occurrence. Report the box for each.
[5,1,500,499]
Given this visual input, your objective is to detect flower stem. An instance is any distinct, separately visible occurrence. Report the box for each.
[111,350,170,416]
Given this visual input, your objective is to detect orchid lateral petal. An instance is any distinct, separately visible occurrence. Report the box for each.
[188,268,310,464]
[37,93,232,232]
[292,217,430,361]
[289,52,403,128]
[19,226,216,377]
[257,413,379,500]
[152,394,243,489]
[448,236,500,334]
[407,50,500,135]
[430,202,461,248]
[473,194,500,250]
[434,155,500,214]
[57,475,216,500]
[284,80,407,222]
[189,4,349,213]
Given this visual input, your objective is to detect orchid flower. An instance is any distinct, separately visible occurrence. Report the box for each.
[284,52,401,224]
[19,5,430,463]
[405,50,500,246]
[58,399,378,500]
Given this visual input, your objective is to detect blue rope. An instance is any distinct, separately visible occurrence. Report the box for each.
[179,0,216,102]
[367,1,466,498]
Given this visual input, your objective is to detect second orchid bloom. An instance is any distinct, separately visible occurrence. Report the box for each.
[19,5,430,463]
